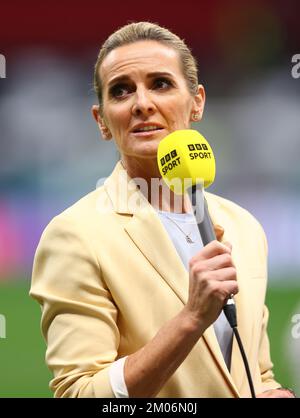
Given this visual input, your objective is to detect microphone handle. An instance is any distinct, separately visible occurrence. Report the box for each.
[198,196,217,245]
[189,185,216,245]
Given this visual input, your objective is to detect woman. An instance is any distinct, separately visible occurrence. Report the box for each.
[30,22,294,398]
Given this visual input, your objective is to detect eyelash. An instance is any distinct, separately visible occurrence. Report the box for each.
[109,77,173,99]
[152,77,173,90]
[110,84,131,99]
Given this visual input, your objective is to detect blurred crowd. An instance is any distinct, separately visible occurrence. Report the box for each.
[0,0,299,282]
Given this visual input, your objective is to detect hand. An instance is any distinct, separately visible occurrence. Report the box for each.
[256,388,296,398]
[184,240,238,330]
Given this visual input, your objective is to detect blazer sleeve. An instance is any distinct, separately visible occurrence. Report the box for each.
[30,213,118,397]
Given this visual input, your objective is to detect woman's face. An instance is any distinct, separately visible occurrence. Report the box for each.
[93,40,205,161]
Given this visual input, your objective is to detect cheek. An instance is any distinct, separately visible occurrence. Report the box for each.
[166,95,193,118]
[105,106,130,135]
[169,103,192,125]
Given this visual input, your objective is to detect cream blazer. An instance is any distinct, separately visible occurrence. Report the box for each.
[30,161,280,397]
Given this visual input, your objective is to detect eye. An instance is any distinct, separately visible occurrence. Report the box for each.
[109,83,132,99]
[152,77,173,90]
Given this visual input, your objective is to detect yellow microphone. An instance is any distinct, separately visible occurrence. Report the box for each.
[157,129,215,195]
[157,129,218,245]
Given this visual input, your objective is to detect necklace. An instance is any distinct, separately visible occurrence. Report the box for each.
[164,214,195,244]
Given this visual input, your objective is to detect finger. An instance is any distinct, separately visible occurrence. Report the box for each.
[191,253,235,272]
[201,279,239,300]
[218,280,239,297]
[190,240,232,264]
[223,241,232,252]
[206,267,237,283]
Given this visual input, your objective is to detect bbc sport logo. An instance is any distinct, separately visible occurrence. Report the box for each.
[0,54,6,78]
[160,149,178,167]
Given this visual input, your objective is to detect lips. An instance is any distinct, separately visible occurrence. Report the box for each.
[131,123,164,133]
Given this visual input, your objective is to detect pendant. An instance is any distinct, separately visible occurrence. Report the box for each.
[186,235,194,244]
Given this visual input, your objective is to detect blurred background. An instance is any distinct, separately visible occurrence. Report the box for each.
[0,0,299,397]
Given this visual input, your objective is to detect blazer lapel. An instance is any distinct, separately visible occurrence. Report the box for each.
[125,207,190,304]
[104,162,189,303]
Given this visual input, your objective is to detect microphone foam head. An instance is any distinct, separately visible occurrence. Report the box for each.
[157,129,216,194]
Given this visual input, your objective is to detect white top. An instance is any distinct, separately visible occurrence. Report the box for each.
[108,210,233,398]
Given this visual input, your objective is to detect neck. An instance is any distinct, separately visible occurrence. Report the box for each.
[121,156,191,213]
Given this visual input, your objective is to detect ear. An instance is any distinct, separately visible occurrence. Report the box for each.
[91,105,112,140]
[190,84,206,122]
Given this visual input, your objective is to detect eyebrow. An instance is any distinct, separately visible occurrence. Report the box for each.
[107,71,175,88]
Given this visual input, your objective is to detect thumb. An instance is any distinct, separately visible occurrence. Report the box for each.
[214,224,224,241]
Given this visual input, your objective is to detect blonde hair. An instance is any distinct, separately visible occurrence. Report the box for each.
[94,22,198,107]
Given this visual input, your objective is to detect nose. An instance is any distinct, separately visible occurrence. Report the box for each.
[131,87,156,118]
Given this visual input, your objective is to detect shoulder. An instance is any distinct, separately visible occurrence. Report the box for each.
[39,185,112,245]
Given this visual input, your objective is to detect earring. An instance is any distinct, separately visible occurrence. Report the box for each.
[101,126,112,139]
[192,112,200,121]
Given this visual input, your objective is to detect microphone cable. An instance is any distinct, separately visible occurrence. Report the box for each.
[223,303,256,398]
